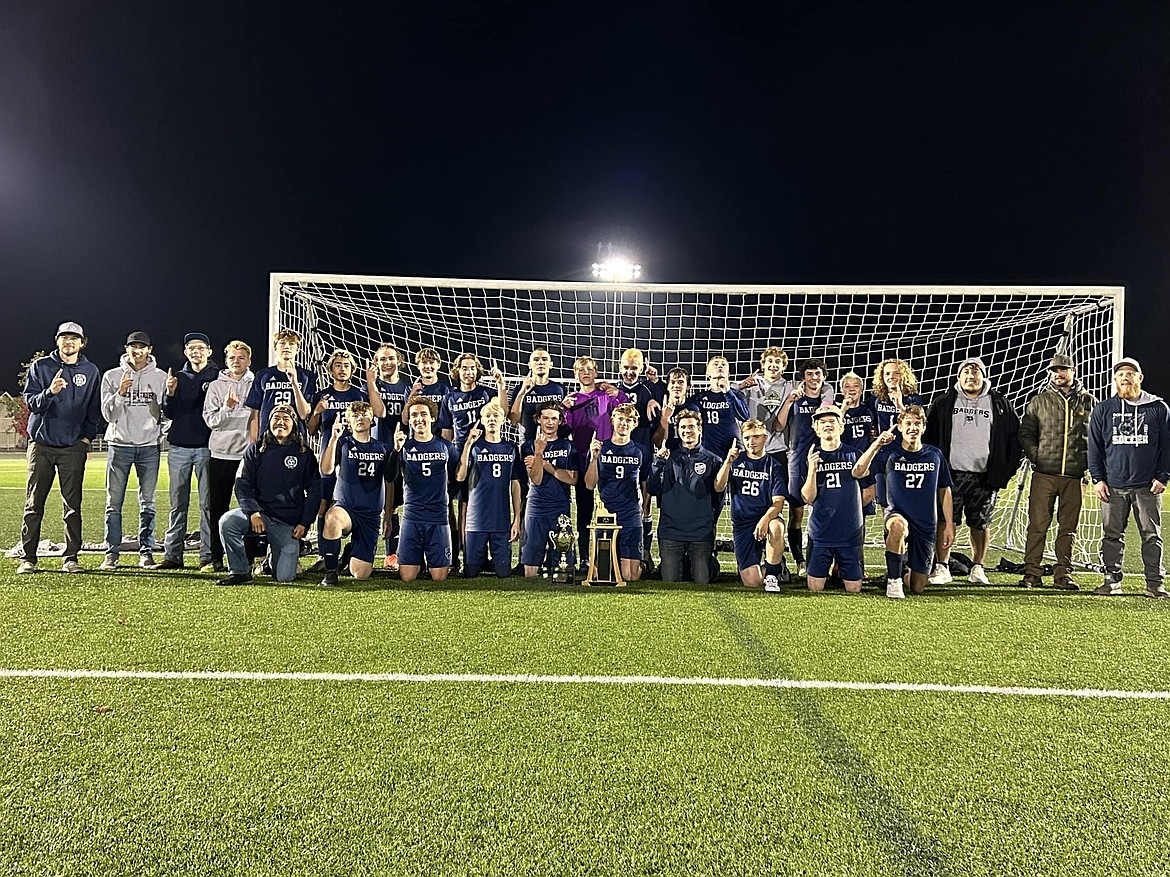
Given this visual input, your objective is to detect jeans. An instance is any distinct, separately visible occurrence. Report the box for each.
[22,440,89,563]
[219,509,302,582]
[1100,486,1164,585]
[660,537,716,584]
[104,444,160,557]
[164,446,212,564]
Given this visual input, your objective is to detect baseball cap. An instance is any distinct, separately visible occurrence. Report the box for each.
[1113,357,1142,373]
[812,404,843,421]
[125,331,152,347]
[56,321,85,339]
[184,332,211,347]
[1048,354,1075,371]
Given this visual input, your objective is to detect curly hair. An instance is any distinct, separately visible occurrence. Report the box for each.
[872,358,919,401]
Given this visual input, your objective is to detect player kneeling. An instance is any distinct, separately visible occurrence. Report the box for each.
[798,406,874,594]
[318,401,392,585]
[714,419,787,591]
[457,400,522,578]
[854,405,953,599]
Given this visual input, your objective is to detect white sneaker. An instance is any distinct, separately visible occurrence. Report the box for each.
[16,561,36,574]
[968,563,990,585]
[99,555,119,571]
[886,577,906,599]
[928,562,952,585]
[139,553,156,569]
[61,559,83,574]
[763,575,781,593]
[797,564,808,577]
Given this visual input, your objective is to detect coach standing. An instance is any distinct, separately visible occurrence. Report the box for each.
[924,357,1022,585]
[18,322,102,574]
[1017,354,1096,590]
[1088,358,1170,598]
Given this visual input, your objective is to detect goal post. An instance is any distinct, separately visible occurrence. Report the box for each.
[269,273,1123,569]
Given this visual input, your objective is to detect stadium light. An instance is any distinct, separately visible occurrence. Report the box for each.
[591,241,641,282]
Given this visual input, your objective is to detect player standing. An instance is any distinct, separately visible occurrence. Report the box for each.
[616,348,666,570]
[651,368,700,451]
[245,329,316,443]
[714,419,787,590]
[457,400,523,578]
[520,401,579,576]
[367,344,412,570]
[854,405,953,599]
[584,403,649,582]
[318,401,392,585]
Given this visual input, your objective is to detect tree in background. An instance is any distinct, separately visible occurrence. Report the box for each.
[2,351,44,448]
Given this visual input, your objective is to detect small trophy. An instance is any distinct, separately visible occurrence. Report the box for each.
[546,514,576,585]
[584,498,625,587]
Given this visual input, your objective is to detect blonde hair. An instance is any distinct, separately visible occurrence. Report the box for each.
[741,418,766,433]
[574,356,597,373]
[873,359,919,400]
[759,347,788,369]
[224,340,251,357]
[416,348,441,365]
[611,403,639,423]
[620,348,644,367]
[840,371,864,387]
[480,399,505,420]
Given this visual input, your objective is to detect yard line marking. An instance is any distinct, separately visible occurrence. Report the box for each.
[2,668,1168,700]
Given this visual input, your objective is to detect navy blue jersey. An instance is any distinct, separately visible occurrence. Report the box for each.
[312,385,368,436]
[842,401,879,450]
[514,381,568,443]
[397,436,459,525]
[439,386,496,451]
[728,454,784,526]
[692,390,749,458]
[786,392,832,459]
[464,439,522,533]
[872,393,925,433]
[246,365,317,432]
[798,445,867,548]
[617,379,666,446]
[521,437,578,515]
[594,440,649,519]
[332,433,391,514]
[413,381,451,413]
[373,378,412,444]
[884,444,953,531]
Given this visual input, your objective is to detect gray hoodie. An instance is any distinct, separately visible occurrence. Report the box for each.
[203,367,256,460]
[948,361,994,473]
[100,353,168,446]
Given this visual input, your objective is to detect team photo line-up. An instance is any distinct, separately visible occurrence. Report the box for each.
[17,320,1170,601]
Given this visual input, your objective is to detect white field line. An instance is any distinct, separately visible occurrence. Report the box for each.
[1,668,1168,700]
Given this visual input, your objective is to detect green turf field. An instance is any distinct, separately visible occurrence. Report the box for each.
[2,453,1168,876]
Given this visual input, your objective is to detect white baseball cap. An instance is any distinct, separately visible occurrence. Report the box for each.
[56,321,85,339]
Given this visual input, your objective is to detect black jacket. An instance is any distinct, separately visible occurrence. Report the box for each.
[923,388,1022,489]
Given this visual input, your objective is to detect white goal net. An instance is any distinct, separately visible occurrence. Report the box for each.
[271,274,1123,570]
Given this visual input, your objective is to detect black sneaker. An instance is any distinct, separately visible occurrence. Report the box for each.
[320,570,339,587]
[1017,575,1042,589]
[776,559,792,584]
[216,573,253,587]
[1053,576,1080,591]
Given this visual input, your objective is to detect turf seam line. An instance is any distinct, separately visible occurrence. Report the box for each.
[2,668,1168,699]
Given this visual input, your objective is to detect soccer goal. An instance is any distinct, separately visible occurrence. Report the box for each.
[270,273,1123,570]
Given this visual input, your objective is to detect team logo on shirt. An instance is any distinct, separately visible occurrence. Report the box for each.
[283,456,298,469]
[73,374,87,386]
[694,462,708,475]
[1112,410,1149,445]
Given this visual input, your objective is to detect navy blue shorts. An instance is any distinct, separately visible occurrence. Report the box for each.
[465,531,513,576]
[339,507,381,564]
[808,543,864,581]
[398,520,453,569]
[601,516,643,561]
[521,512,572,567]
[884,511,934,575]
[732,521,764,571]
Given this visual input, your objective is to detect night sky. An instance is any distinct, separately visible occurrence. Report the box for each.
[2,2,1167,390]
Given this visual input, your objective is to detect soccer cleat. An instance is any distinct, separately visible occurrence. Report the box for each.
[383,553,400,572]
[139,553,157,569]
[61,559,83,574]
[968,564,990,585]
[152,559,185,570]
[886,577,906,600]
[1052,576,1080,591]
[1017,575,1042,589]
[776,559,792,584]
[308,558,326,574]
[99,555,119,572]
[763,575,781,593]
[16,561,37,575]
[1093,581,1124,596]
[216,573,253,586]
[1144,585,1169,600]
[320,569,339,587]
[928,563,952,585]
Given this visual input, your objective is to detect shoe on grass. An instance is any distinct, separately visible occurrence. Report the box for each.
[139,553,156,569]
[99,555,118,571]
[61,559,83,574]
[1052,576,1080,591]
[320,569,339,587]
[216,573,253,586]
[1093,581,1124,596]
[199,561,223,573]
[383,553,400,571]
[968,563,990,585]
[776,558,792,584]
[1144,585,1169,600]
[763,575,781,593]
[1017,574,1042,589]
[886,577,906,600]
[152,558,185,570]
[928,562,952,585]
[16,560,37,574]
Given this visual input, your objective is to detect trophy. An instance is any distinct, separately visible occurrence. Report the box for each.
[584,498,625,587]
[546,514,576,585]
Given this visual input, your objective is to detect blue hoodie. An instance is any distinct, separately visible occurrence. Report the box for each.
[1088,391,1170,489]
[647,443,723,541]
[161,359,219,448]
[234,434,322,528]
[23,351,102,447]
